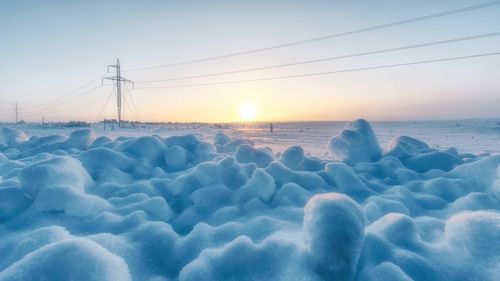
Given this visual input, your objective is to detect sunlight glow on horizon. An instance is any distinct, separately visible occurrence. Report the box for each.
[238,101,257,122]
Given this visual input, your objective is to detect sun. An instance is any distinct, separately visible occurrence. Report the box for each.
[239,101,257,121]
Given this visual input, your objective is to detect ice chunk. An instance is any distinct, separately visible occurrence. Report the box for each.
[329,119,381,164]
[191,162,219,186]
[62,129,96,150]
[0,127,28,147]
[265,161,294,186]
[235,144,273,168]
[217,139,253,154]
[164,145,188,171]
[304,193,365,281]
[324,162,373,200]
[386,135,430,159]
[165,134,202,151]
[405,151,463,173]
[195,142,216,162]
[214,132,231,145]
[119,136,166,166]
[280,146,304,170]
[280,146,325,172]
[89,136,113,148]
[218,157,248,189]
[239,168,276,203]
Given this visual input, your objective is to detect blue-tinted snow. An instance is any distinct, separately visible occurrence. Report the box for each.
[0,119,499,281]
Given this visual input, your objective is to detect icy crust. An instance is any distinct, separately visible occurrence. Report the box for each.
[0,120,499,281]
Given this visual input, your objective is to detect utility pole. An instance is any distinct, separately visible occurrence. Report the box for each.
[103,58,133,127]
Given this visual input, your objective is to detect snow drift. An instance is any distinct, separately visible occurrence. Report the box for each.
[0,119,499,281]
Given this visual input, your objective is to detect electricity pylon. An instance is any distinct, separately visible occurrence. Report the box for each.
[102,58,134,127]
[10,102,21,124]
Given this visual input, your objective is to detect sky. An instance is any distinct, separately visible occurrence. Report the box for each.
[0,0,499,123]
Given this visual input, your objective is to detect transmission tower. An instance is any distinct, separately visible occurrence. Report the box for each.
[103,58,134,127]
[10,102,21,124]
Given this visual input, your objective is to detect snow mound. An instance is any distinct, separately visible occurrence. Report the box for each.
[214,132,231,145]
[239,168,276,202]
[235,144,273,167]
[164,145,188,171]
[329,119,381,164]
[0,187,31,223]
[0,238,131,281]
[179,236,300,281]
[18,156,92,198]
[62,129,96,150]
[304,193,365,281]
[1,127,28,147]
[0,120,498,280]
[386,135,431,159]
[281,145,305,169]
[444,211,500,259]
[33,185,111,217]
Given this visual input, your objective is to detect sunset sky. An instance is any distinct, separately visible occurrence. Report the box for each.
[1,0,499,123]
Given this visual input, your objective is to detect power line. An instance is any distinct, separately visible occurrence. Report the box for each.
[25,95,110,116]
[122,93,139,121]
[134,52,500,90]
[135,32,500,84]
[124,83,140,120]
[24,84,104,114]
[26,74,105,111]
[94,86,116,123]
[124,1,500,72]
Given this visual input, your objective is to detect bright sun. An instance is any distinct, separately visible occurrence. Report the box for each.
[239,102,257,121]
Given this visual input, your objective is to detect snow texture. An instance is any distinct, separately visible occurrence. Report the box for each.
[0,122,499,281]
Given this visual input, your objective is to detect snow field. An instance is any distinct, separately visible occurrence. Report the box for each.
[0,120,499,281]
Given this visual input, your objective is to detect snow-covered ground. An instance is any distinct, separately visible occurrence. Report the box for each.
[0,119,499,281]
[15,119,500,156]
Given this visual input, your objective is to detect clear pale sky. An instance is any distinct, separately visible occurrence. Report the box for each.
[0,0,499,123]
